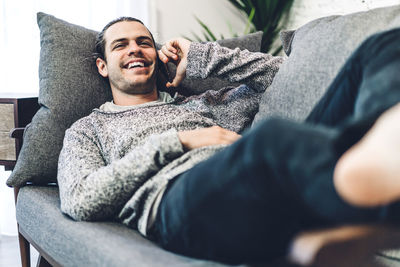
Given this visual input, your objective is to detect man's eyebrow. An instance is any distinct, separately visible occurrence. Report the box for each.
[137,36,155,45]
[110,38,128,47]
[110,36,154,47]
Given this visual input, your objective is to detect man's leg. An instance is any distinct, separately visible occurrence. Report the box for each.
[154,118,389,264]
[334,103,400,207]
[307,27,400,207]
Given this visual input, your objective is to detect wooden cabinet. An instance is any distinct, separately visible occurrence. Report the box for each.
[0,94,40,170]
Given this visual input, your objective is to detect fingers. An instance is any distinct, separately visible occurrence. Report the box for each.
[166,81,175,88]
[158,39,180,63]
[166,73,185,88]
[209,126,241,145]
[158,38,191,64]
[165,40,178,55]
[221,129,241,144]
[178,126,241,151]
[158,50,168,63]
[158,45,178,63]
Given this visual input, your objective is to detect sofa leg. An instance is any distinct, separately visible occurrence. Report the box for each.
[36,255,52,267]
[18,229,31,267]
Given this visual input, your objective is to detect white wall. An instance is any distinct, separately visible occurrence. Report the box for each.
[149,0,248,43]
[149,0,400,43]
[0,166,17,236]
[286,0,400,30]
[0,0,150,237]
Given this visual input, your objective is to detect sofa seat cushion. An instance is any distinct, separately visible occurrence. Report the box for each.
[15,185,234,267]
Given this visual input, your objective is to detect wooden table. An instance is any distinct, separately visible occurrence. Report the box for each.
[0,94,39,171]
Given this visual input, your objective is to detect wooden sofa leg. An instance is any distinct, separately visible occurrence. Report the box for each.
[14,188,31,267]
[18,228,31,267]
[36,255,52,267]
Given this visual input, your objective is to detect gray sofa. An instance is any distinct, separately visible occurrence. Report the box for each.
[7,5,400,266]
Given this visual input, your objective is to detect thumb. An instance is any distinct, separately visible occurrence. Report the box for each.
[167,74,184,88]
[167,59,187,88]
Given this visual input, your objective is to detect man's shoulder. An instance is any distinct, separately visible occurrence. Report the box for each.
[67,110,102,133]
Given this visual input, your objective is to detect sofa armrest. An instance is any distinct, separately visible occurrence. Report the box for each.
[288,224,400,267]
[10,127,25,140]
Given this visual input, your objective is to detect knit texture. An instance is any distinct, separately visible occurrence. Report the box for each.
[57,42,284,235]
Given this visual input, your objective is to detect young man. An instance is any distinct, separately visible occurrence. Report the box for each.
[57,17,400,264]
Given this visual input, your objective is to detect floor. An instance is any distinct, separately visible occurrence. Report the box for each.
[0,234,39,267]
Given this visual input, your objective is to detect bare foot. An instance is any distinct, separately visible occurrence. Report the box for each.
[334,103,400,207]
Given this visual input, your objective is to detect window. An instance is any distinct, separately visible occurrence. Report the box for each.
[0,0,149,94]
[0,0,149,236]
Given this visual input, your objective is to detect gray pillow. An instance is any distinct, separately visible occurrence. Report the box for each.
[279,30,295,56]
[253,4,400,125]
[7,12,262,187]
[7,12,112,187]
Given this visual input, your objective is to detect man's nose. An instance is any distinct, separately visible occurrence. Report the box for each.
[128,42,141,55]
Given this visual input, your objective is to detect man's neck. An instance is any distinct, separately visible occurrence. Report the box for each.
[112,89,158,106]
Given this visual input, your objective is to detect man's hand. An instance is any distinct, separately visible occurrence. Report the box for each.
[158,38,191,88]
[178,126,241,151]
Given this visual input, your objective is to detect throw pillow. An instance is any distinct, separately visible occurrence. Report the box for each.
[7,12,112,186]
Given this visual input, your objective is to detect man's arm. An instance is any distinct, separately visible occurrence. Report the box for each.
[57,125,184,221]
[159,38,285,92]
[58,121,239,221]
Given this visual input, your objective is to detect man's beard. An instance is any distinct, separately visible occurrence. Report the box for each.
[110,70,158,95]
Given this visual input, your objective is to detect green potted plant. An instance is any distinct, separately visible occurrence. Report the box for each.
[188,0,294,55]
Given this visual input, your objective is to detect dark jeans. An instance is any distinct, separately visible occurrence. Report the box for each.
[153,28,400,264]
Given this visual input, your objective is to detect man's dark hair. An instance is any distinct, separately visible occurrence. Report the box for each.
[94,17,157,61]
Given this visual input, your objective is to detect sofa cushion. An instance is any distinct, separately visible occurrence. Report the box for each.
[253,4,400,125]
[6,12,262,187]
[16,185,234,266]
[6,13,112,187]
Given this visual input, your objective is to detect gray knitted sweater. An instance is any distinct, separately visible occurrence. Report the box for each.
[57,42,284,236]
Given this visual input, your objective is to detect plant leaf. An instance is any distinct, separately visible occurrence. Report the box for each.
[244,7,255,34]
[184,0,295,55]
[195,16,217,41]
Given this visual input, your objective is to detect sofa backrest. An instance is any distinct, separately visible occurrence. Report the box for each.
[253,4,400,125]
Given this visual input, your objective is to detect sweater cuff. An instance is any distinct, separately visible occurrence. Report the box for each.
[186,42,209,79]
[160,128,185,158]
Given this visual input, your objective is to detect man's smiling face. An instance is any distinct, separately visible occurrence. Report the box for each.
[96,21,158,96]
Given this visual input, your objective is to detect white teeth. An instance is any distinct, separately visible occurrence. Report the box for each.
[128,62,145,69]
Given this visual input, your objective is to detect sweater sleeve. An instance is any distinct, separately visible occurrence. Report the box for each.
[186,42,285,92]
[57,124,184,221]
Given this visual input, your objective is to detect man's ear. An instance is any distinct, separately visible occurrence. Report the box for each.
[96,58,108,78]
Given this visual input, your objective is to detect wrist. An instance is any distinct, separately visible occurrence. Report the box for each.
[177,131,190,151]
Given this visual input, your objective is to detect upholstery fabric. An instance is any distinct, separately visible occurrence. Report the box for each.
[253,4,400,125]
[177,31,263,96]
[6,12,262,187]
[16,186,233,266]
[279,30,295,56]
[7,13,112,186]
